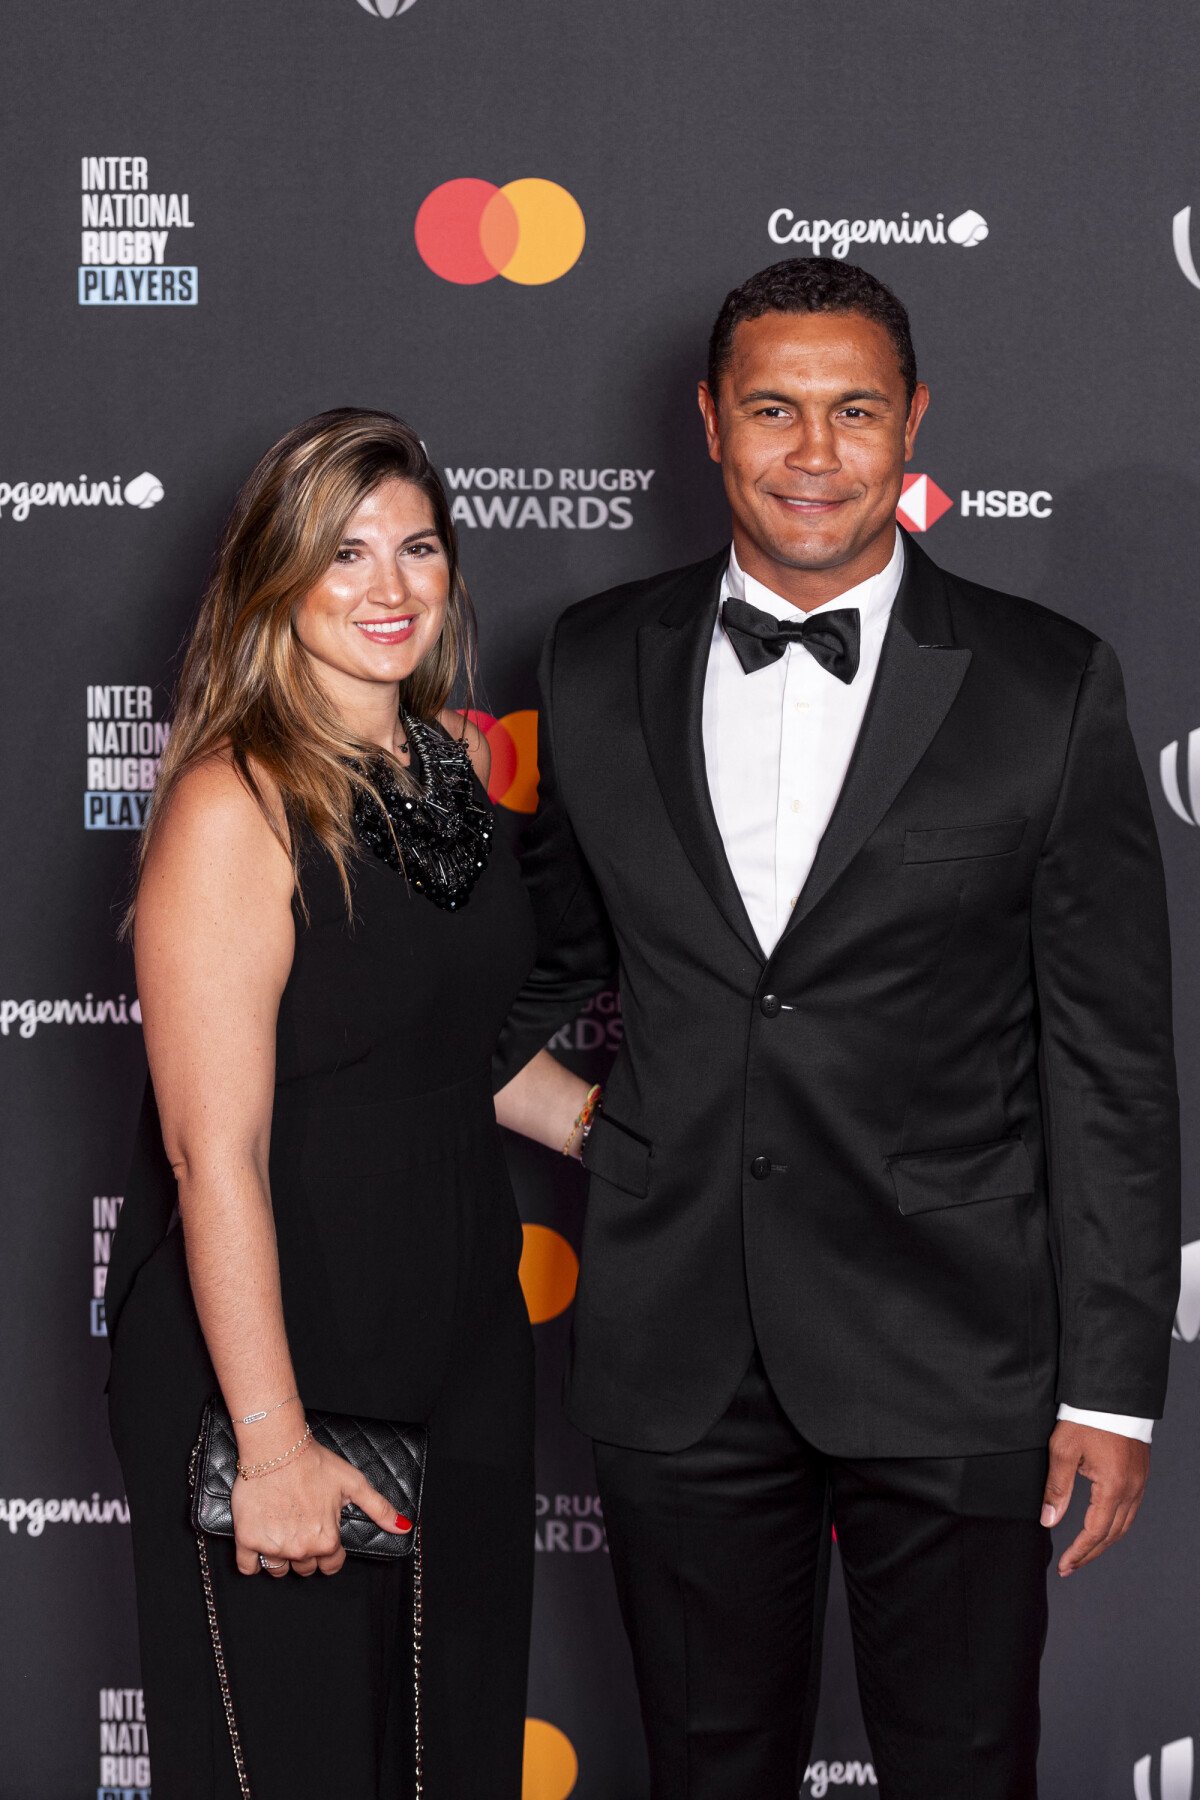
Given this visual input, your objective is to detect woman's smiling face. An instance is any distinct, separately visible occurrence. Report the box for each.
[293,477,450,713]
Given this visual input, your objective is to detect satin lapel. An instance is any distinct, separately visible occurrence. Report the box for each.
[636,550,764,963]
[780,533,972,941]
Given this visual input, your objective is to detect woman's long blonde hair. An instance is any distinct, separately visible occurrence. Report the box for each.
[124,408,476,929]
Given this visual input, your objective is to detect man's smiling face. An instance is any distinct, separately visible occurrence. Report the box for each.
[698,308,928,608]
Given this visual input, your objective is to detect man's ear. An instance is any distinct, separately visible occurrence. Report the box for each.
[903,382,931,461]
[697,381,722,465]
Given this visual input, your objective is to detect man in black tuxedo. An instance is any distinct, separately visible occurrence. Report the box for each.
[495,259,1180,1798]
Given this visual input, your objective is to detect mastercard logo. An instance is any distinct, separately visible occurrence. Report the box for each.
[523,1718,578,1799]
[519,1224,579,1325]
[464,709,539,813]
[415,179,585,286]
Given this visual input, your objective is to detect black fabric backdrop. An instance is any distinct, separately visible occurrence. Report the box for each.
[2,4,1198,1796]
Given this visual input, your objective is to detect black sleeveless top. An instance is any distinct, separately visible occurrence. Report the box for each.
[107,722,537,1421]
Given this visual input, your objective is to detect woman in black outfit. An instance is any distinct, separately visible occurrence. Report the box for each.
[106,411,594,1798]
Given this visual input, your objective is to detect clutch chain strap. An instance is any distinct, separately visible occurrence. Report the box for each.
[413,1521,425,1796]
[189,1437,252,1800]
[187,1433,425,1797]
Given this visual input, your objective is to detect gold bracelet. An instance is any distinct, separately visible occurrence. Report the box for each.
[236,1391,299,1426]
[562,1084,602,1157]
[236,1422,313,1481]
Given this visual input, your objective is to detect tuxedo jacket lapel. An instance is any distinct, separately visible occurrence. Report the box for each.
[782,532,972,941]
[636,549,765,963]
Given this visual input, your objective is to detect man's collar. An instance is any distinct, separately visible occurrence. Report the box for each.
[722,529,905,627]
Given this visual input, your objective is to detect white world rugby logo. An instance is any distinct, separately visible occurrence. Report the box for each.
[356,0,417,14]
[1173,207,1200,289]
[123,471,163,509]
[1160,730,1200,825]
[1134,1736,1194,1800]
[1174,1241,1200,1343]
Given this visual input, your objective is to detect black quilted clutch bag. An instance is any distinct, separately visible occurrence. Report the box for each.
[191,1398,428,1560]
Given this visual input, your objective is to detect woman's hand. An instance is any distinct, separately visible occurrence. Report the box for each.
[231,1440,411,1577]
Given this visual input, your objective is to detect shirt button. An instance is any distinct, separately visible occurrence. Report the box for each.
[760,994,781,1018]
[750,1156,772,1181]
[790,797,802,813]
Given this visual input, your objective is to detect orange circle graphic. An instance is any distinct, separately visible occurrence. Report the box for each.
[523,1718,579,1800]
[415,179,585,286]
[494,710,538,812]
[518,1224,579,1325]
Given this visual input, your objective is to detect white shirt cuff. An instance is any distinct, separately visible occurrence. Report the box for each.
[1057,1403,1154,1443]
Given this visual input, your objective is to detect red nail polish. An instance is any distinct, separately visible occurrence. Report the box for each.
[395,1514,413,1531]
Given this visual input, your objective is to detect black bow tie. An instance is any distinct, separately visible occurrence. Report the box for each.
[721,594,861,684]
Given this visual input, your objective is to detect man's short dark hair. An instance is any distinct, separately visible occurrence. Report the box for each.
[707,257,918,409]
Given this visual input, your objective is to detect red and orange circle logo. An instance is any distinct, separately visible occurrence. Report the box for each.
[465,709,539,813]
[415,179,585,286]
[523,1718,578,1797]
[518,1224,580,1325]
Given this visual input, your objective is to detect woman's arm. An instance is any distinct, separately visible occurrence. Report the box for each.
[494,1050,595,1157]
[135,758,403,1575]
[441,710,599,1154]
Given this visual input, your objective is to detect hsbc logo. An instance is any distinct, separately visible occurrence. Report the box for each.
[1161,730,1200,825]
[896,474,954,533]
[896,475,1052,533]
[1175,1241,1200,1343]
[1135,1737,1194,1800]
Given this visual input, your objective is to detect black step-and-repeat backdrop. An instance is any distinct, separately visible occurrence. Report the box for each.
[2,4,1199,1796]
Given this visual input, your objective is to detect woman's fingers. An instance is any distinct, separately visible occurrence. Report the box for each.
[343,1468,413,1537]
[230,1450,409,1582]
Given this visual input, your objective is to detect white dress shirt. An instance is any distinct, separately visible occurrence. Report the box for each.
[701,531,1152,1444]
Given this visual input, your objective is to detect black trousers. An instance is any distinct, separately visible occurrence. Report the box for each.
[594,1352,1052,1800]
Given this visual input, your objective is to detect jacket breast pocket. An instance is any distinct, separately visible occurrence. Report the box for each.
[581,1111,652,1199]
[886,1137,1034,1217]
[903,817,1028,863]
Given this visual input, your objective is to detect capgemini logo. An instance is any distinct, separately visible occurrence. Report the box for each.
[123,472,164,510]
[1172,208,1200,289]
[1160,730,1200,825]
[1174,1241,1200,1343]
[947,208,988,247]
[1134,1737,1193,1800]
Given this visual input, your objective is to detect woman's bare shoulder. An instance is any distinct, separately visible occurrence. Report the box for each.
[144,750,291,891]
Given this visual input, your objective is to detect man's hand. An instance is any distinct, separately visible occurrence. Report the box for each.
[1040,1421,1149,1577]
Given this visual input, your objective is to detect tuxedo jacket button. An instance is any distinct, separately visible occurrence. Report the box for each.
[750,1156,772,1181]
[759,993,781,1017]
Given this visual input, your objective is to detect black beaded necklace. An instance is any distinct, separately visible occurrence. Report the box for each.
[351,710,494,911]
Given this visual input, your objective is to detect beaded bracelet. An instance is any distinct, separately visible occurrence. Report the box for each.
[236,1422,313,1481]
[562,1084,603,1157]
